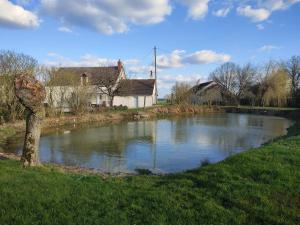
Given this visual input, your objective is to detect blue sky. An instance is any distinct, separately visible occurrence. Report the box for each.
[1,0,300,97]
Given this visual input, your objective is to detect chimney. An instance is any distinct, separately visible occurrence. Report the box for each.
[150,70,153,79]
[117,59,122,72]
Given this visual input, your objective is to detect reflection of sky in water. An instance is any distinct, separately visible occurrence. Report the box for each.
[6,113,292,173]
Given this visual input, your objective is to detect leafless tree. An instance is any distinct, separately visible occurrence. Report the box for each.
[171,82,192,104]
[97,76,120,107]
[284,55,300,97]
[67,84,92,114]
[236,63,257,100]
[210,62,239,95]
[0,50,38,121]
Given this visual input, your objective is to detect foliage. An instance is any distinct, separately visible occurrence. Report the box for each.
[0,120,300,224]
[261,69,290,107]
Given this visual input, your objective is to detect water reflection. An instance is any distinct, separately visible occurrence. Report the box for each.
[6,113,292,173]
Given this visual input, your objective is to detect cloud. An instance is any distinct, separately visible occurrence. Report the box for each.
[156,49,231,69]
[183,50,231,64]
[258,45,282,52]
[256,23,265,30]
[41,0,172,34]
[235,0,300,23]
[157,50,185,69]
[213,7,231,17]
[58,26,72,33]
[45,53,139,67]
[180,0,210,20]
[0,0,40,28]
[237,5,271,22]
[258,0,300,11]
[158,74,202,89]
[128,65,155,74]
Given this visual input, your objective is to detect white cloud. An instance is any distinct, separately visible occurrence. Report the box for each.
[158,74,201,89]
[156,49,231,69]
[213,7,231,17]
[180,0,210,20]
[0,0,40,28]
[58,26,72,33]
[258,0,300,11]
[258,45,282,52]
[45,53,139,67]
[157,50,185,69]
[129,65,155,74]
[235,0,300,23]
[237,5,271,22]
[183,50,231,65]
[256,23,265,30]
[41,0,172,34]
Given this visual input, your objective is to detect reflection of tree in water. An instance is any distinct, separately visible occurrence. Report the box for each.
[43,120,157,169]
[7,114,291,173]
[171,117,191,144]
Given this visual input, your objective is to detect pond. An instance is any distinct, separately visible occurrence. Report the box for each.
[4,113,292,173]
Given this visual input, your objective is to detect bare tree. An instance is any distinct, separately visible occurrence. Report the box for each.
[67,84,92,114]
[97,76,120,107]
[210,62,239,96]
[284,55,300,97]
[236,63,257,99]
[0,50,37,121]
[171,82,192,104]
[14,74,46,166]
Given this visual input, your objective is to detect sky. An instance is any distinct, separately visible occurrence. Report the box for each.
[0,0,300,97]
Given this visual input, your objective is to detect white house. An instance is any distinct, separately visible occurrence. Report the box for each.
[45,60,157,110]
[114,79,157,108]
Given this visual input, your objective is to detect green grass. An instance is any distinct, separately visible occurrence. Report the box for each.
[1,124,300,224]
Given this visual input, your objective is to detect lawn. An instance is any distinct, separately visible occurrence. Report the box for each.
[0,122,300,225]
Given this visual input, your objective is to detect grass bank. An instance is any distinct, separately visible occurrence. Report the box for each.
[0,119,299,224]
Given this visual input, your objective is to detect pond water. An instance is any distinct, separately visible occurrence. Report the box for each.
[5,113,292,173]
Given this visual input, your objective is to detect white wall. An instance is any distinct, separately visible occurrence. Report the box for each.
[113,95,154,108]
[45,77,156,110]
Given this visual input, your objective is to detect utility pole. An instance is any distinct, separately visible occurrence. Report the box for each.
[154,46,158,104]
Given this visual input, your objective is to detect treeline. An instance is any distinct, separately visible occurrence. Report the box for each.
[169,56,300,107]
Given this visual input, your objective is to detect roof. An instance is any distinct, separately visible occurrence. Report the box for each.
[191,81,217,93]
[116,79,155,96]
[49,66,120,86]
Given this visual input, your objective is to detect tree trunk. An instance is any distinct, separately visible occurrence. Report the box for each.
[21,110,42,166]
[14,73,46,167]
[109,96,114,107]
